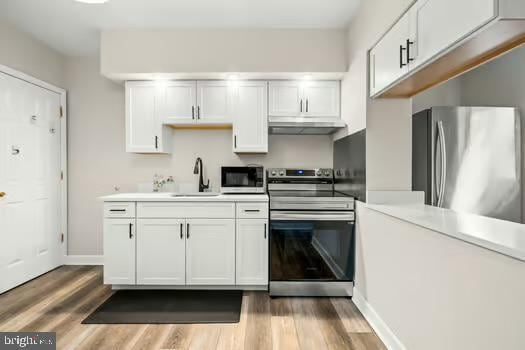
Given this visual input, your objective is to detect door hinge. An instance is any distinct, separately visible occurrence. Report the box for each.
[60,233,64,243]
[60,171,64,180]
[59,106,63,118]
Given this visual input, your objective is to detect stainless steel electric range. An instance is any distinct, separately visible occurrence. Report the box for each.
[267,168,355,297]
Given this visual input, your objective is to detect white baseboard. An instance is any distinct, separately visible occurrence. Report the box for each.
[63,255,103,265]
[352,288,406,350]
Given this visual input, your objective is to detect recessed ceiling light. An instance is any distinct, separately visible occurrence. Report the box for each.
[74,0,109,4]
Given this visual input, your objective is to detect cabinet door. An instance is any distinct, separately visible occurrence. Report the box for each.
[162,81,197,124]
[186,219,235,285]
[126,82,165,153]
[232,81,268,153]
[369,12,410,96]
[103,219,136,285]
[137,219,186,285]
[409,0,496,71]
[303,81,340,118]
[236,219,268,285]
[268,81,303,117]
[197,81,232,123]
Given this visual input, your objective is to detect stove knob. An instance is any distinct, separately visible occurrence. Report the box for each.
[271,170,276,176]
[324,170,331,177]
[279,171,284,176]
[316,170,322,176]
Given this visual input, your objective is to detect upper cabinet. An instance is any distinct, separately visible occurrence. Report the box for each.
[125,81,170,153]
[162,81,232,125]
[370,0,525,98]
[232,81,268,153]
[269,81,340,118]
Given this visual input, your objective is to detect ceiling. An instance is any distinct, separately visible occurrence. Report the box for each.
[0,0,361,57]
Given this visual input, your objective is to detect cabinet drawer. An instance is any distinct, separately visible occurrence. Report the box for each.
[104,202,136,218]
[137,202,235,218]
[236,202,269,219]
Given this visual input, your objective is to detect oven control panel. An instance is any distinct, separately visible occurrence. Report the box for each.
[268,168,333,179]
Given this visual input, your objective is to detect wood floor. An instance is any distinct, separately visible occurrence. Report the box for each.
[0,266,385,350]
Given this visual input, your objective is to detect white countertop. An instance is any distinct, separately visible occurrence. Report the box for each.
[365,203,525,262]
[99,192,269,202]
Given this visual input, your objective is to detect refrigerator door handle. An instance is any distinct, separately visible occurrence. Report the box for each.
[437,121,447,207]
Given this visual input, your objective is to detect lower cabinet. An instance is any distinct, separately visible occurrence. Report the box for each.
[236,219,269,285]
[186,219,235,285]
[137,219,186,285]
[103,202,268,287]
[103,218,136,285]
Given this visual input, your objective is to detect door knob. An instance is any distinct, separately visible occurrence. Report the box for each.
[0,192,6,198]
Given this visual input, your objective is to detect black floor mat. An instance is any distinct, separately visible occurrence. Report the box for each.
[82,290,242,324]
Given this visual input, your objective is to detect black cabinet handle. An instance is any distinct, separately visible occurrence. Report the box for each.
[300,99,303,112]
[186,223,190,239]
[129,223,133,239]
[264,223,267,239]
[110,209,126,212]
[180,223,183,239]
[306,99,309,113]
[192,106,195,119]
[155,136,158,149]
[244,209,260,212]
[400,44,407,68]
[234,135,237,148]
[406,39,414,63]
[197,106,200,119]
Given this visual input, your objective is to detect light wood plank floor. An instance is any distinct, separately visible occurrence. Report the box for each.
[0,266,385,350]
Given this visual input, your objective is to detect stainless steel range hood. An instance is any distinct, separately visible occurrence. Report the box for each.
[268,117,346,135]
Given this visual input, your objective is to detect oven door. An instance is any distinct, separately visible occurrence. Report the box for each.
[270,211,355,282]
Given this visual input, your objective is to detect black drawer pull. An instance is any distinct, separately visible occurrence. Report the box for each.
[110,209,126,212]
[244,209,260,213]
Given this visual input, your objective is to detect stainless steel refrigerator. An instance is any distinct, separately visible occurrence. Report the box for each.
[412,107,522,223]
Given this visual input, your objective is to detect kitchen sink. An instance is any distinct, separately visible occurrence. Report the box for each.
[170,193,220,197]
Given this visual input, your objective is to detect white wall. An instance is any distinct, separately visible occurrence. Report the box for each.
[100,28,347,79]
[411,78,462,114]
[355,204,525,350]
[0,21,65,88]
[336,0,413,190]
[66,57,333,255]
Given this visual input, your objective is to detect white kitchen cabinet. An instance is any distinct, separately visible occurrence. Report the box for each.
[369,12,411,96]
[269,81,340,118]
[302,81,340,118]
[161,81,197,124]
[103,218,136,285]
[232,81,268,153]
[409,0,496,71]
[268,81,302,117]
[125,82,170,153]
[197,81,232,123]
[236,219,268,285]
[136,219,186,285]
[185,219,235,285]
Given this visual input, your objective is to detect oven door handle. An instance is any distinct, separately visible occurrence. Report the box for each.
[271,211,354,221]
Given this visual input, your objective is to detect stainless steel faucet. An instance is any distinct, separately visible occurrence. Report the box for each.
[193,157,210,192]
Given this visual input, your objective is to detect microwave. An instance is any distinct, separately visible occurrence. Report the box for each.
[221,166,265,193]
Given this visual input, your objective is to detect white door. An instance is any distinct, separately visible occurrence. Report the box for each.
[103,218,136,285]
[409,0,496,71]
[185,219,235,285]
[126,82,165,153]
[162,81,197,124]
[236,219,268,285]
[232,81,268,153]
[0,73,62,294]
[137,219,186,285]
[268,81,303,117]
[369,11,411,96]
[302,81,340,118]
[197,81,232,123]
